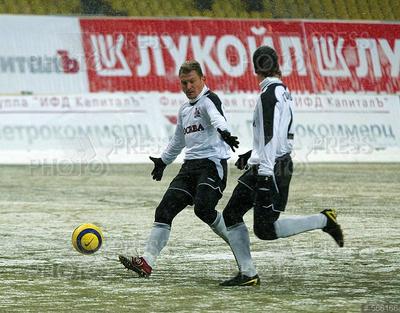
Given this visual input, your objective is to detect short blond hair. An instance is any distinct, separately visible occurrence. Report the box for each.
[179,60,204,77]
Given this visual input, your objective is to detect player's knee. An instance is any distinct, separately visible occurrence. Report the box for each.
[193,200,217,225]
[253,223,277,240]
[223,207,243,228]
[154,204,173,225]
[222,185,250,227]
[194,205,217,225]
[193,187,219,224]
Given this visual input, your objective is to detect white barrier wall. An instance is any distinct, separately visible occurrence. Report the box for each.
[155,93,400,163]
[0,93,167,163]
[292,94,400,162]
[0,16,89,94]
[0,93,399,164]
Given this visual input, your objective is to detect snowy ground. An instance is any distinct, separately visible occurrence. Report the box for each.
[0,163,399,313]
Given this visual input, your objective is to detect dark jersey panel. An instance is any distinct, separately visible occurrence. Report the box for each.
[206,90,225,118]
[260,84,283,145]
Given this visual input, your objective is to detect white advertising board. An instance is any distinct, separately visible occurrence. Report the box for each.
[0,93,399,163]
[156,92,400,163]
[0,15,88,94]
[293,94,400,162]
[0,93,168,164]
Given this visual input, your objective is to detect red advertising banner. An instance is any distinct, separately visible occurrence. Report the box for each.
[304,22,400,93]
[79,19,399,94]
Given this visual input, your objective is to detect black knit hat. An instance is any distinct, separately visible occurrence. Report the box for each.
[252,45,280,76]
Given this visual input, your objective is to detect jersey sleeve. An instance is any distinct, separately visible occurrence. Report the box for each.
[203,95,230,132]
[161,110,185,165]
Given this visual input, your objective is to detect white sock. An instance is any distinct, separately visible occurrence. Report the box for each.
[143,222,171,268]
[227,223,257,277]
[209,211,229,244]
[274,213,328,238]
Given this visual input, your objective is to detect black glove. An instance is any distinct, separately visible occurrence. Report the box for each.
[149,156,166,181]
[217,128,239,152]
[235,150,252,170]
[250,164,259,176]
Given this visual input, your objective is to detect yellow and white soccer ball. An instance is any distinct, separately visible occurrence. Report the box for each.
[72,223,103,254]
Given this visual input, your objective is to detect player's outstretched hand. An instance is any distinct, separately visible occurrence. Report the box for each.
[217,128,239,152]
[235,150,252,170]
[149,156,167,181]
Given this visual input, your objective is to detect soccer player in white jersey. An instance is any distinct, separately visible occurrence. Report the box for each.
[219,46,344,286]
[119,60,239,278]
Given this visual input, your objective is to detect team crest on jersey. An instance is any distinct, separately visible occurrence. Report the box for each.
[194,107,201,118]
[283,90,292,101]
[184,124,204,135]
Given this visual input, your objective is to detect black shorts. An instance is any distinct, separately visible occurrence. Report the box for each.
[168,158,228,204]
[238,153,293,212]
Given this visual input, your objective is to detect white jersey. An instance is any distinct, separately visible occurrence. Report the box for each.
[248,77,294,176]
[161,85,231,164]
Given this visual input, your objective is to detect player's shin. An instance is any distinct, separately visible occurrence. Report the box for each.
[226,223,257,277]
[209,211,229,244]
[143,222,171,268]
[274,213,326,238]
